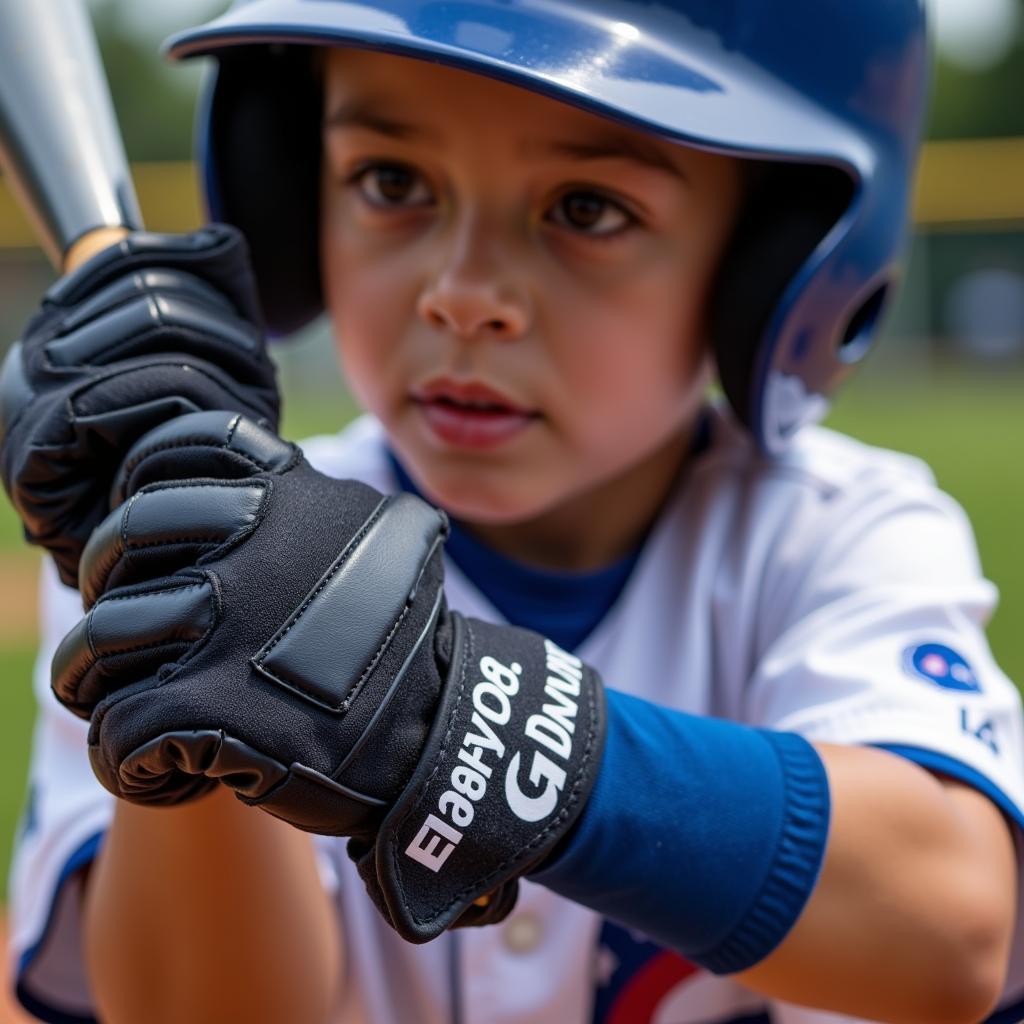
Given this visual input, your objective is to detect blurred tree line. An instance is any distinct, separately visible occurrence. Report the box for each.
[931,24,1024,138]
[89,0,225,161]
[90,0,1024,163]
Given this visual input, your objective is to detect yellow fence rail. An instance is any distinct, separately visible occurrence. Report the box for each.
[915,137,1024,229]
[1,138,1022,250]
[0,162,203,250]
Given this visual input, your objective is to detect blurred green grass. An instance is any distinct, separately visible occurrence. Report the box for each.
[828,372,1023,687]
[1,648,40,891]
[1,372,1022,894]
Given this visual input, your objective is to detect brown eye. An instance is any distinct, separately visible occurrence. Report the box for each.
[354,163,432,207]
[549,190,632,236]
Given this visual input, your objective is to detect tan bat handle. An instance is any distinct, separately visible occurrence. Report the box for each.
[63,225,132,273]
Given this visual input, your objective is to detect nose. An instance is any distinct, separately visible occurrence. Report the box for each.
[417,217,530,341]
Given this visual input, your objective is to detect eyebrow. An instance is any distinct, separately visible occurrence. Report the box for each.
[537,138,688,182]
[323,101,433,141]
[324,100,686,181]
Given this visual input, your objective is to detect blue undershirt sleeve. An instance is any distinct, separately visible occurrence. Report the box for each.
[531,689,831,974]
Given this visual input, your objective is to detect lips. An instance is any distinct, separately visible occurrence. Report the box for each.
[411,378,538,450]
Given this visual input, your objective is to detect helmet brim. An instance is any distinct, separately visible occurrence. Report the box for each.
[165,0,868,184]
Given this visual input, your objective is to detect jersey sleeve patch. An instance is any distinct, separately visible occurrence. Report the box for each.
[903,643,982,693]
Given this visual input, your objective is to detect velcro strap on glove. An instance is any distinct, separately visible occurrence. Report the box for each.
[367,613,606,942]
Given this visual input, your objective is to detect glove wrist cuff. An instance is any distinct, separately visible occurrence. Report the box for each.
[368,613,606,942]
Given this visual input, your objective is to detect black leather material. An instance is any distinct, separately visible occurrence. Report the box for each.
[80,480,268,608]
[52,578,215,718]
[118,730,289,804]
[58,269,237,336]
[112,409,294,506]
[63,413,607,943]
[249,763,390,834]
[46,228,263,323]
[0,342,32,443]
[44,288,259,368]
[0,224,279,587]
[253,493,446,710]
[55,413,448,834]
[89,577,212,657]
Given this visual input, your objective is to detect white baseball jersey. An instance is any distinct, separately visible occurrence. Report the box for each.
[9,409,1024,1024]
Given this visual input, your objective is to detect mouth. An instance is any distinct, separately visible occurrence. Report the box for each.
[410,378,539,450]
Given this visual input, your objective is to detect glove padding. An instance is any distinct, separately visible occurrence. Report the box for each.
[53,411,606,941]
[0,225,279,587]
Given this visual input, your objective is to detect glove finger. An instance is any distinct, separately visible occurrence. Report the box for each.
[80,479,269,608]
[0,340,33,445]
[46,225,263,327]
[112,410,294,504]
[9,390,211,587]
[70,358,279,440]
[45,286,266,386]
[5,401,283,590]
[105,729,288,806]
[58,268,236,329]
[51,578,214,718]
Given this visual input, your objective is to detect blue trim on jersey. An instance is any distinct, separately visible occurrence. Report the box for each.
[388,453,641,652]
[15,831,103,1024]
[445,523,640,653]
[872,745,1024,835]
[387,412,712,652]
[535,689,831,975]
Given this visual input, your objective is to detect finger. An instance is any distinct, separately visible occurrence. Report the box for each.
[80,479,268,608]
[66,359,280,464]
[58,269,236,332]
[112,410,294,504]
[51,578,214,718]
[114,729,290,805]
[0,340,33,441]
[44,276,265,383]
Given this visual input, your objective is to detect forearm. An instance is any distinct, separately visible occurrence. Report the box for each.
[738,745,1016,1024]
[84,786,340,1024]
[535,691,1016,1024]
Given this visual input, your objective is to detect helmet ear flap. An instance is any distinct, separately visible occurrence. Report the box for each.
[710,163,854,438]
[208,48,324,336]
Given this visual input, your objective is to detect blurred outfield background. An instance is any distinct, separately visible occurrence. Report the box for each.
[0,0,1022,974]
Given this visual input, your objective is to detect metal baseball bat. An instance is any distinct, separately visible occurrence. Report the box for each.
[0,0,143,272]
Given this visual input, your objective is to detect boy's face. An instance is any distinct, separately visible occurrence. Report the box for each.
[321,51,742,530]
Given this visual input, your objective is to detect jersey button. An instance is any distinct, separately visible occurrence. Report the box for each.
[504,911,544,954]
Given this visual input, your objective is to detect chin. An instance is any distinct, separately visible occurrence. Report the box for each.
[405,462,552,526]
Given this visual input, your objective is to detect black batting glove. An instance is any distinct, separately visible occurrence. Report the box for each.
[0,225,279,587]
[52,411,606,942]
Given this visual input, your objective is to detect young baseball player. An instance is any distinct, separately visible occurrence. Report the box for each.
[5,2,1024,1023]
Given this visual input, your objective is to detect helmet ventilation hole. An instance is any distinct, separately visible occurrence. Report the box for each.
[838,284,889,364]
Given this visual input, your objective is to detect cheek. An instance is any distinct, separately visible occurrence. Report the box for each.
[543,251,710,434]
[320,199,418,408]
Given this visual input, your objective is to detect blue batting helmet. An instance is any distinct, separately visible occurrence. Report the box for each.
[166,0,929,453]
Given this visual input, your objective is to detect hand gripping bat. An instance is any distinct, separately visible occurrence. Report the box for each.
[0,1,280,588]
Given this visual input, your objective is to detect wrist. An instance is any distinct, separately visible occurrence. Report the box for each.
[533,689,831,974]
[354,613,607,942]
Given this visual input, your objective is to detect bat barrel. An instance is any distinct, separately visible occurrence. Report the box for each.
[0,0,143,266]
